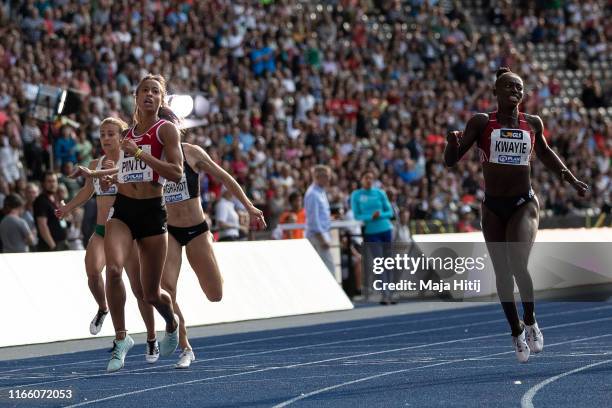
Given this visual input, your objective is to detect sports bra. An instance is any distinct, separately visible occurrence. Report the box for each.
[162,144,200,204]
[477,112,534,166]
[93,155,117,196]
[117,119,167,184]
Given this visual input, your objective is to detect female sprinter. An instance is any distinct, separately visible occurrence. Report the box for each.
[161,142,265,368]
[78,75,183,372]
[57,117,159,363]
[444,67,588,363]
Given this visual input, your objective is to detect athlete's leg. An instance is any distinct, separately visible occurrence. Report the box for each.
[185,231,223,302]
[137,233,177,331]
[84,233,107,311]
[124,241,156,340]
[481,203,522,336]
[104,219,133,340]
[506,199,539,326]
[161,234,190,350]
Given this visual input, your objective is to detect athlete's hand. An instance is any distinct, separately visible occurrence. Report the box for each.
[121,138,139,155]
[54,203,70,219]
[247,205,267,229]
[102,158,115,169]
[446,131,462,146]
[69,165,93,179]
[570,178,589,198]
[372,210,381,220]
[100,175,116,192]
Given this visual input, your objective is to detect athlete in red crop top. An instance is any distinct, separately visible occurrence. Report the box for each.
[79,75,184,372]
[444,67,588,363]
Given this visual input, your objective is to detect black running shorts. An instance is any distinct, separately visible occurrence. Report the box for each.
[110,193,167,240]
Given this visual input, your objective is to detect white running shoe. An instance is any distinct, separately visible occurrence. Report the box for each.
[89,309,109,335]
[512,329,531,363]
[175,349,195,369]
[145,339,160,363]
[159,314,180,357]
[526,322,544,353]
[107,335,135,373]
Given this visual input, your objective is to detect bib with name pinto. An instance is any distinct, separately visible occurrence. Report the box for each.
[118,119,167,185]
[478,112,534,166]
[93,155,117,196]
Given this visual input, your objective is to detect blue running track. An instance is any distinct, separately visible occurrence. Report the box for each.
[0,301,611,407]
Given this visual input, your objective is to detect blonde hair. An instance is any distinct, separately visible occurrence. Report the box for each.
[100,117,129,134]
[312,164,331,177]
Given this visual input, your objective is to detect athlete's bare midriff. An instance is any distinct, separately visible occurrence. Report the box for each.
[96,195,115,225]
[117,182,163,200]
[166,197,206,227]
[482,162,532,197]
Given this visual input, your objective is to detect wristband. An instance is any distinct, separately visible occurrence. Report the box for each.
[134,148,143,160]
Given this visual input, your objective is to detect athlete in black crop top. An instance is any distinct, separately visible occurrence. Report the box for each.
[444,67,588,363]
[161,142,266,368]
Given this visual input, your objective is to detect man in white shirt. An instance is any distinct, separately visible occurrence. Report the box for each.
[215,187,241,241]
[304,165,334,274]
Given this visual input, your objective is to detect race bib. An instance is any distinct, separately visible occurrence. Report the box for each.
[118,145,153,183]
[93,177,117,195]
[163,173,190,204]
[489,128,531,166]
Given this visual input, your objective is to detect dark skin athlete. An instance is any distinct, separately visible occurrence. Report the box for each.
[444,72,589,336]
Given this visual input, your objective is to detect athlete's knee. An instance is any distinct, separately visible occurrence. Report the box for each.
[143,290,162,305]
[206,288,222,302]
[509,263,530,279]
[105,263,123,280]
[85,264,101,280]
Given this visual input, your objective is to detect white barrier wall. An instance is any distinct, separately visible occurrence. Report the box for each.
[413,228,612,298]
[0,239,353,348]
[413,227,612,243]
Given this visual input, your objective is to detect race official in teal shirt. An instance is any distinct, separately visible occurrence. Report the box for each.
[351,171,395,305]
[350,172,394,238]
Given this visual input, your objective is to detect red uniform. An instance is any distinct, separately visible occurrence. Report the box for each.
[477,112,534,166]
[118,119,167,184]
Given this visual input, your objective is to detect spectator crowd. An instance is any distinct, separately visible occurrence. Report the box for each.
[0,0,610,252]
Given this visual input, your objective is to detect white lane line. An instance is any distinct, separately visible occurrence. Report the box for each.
[63,316,612,407]
[520,358,612,408]
[3,304,610,390]
[1,318,502,391]
[0,306,503,375]
[274,333,612,407]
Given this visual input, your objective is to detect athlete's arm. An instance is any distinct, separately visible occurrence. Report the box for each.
[528,114,589,196]
[444,113,487,167]
[186,143,266,228]
[122,122,183,182]
[56,160,96,219]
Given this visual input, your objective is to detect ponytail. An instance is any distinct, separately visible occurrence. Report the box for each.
[158,106,181,126]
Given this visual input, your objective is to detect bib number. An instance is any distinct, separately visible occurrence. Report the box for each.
[118,145,153,183]
[489,128,531,166]
[163,173,189,204]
